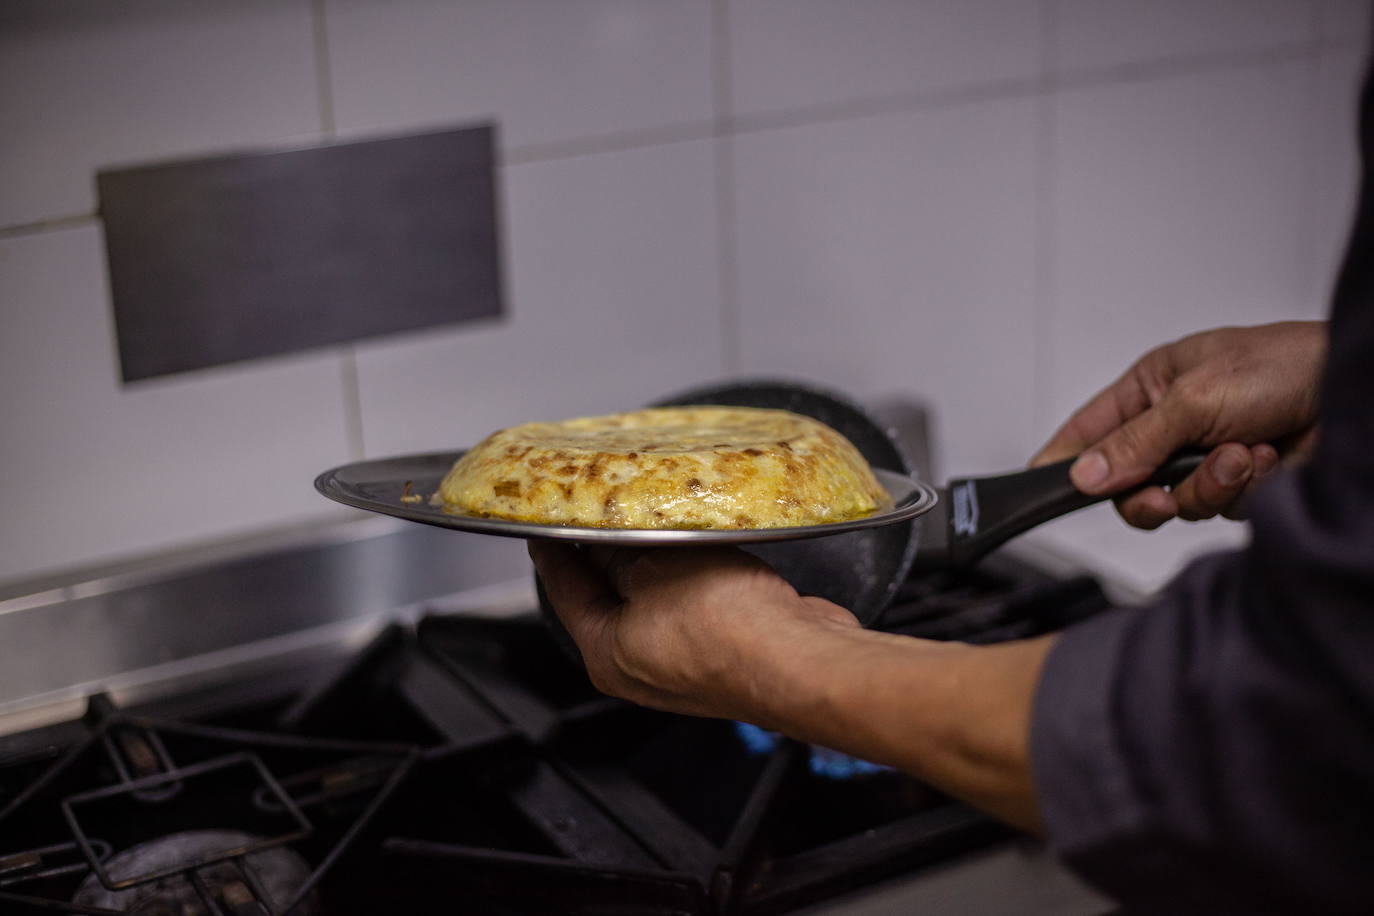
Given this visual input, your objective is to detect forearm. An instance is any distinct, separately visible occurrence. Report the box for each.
[530,540,1055,832]
[756,626,1056,833]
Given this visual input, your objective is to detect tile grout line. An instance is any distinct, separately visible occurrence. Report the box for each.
[1031,0,1060,447]
[0,214,99,241]
[311,0,336,138]
[730,75,1043,136]
[501,44,1321,168]
[712,0,741,377]
[339,347,366,461]
[502,121,716,166]
[0,40,1337,243]
[1296,6,1336,313]
[309,0,363,460]
[1053,39,1314,92]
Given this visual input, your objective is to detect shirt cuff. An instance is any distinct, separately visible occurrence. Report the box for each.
[1031,604,1153,871]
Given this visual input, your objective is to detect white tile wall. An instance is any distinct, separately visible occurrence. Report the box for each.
[732,96,1039,478]
[1046,60,1315,429]
[1022,503,1251,596]
[0,226,352,584]
[325,0,713,148]
[353,138,725,457]
[1318,0,1372,47]
[1051,0,1312,76]
[348,139,723,583]
[1026,58,1317,591]
[1305,47,1366,305]
[2,0,1362,592]
[0,0,320,228]
[728,0,1041,118]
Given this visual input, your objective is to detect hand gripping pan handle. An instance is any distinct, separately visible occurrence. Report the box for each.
[914,449,1208,569]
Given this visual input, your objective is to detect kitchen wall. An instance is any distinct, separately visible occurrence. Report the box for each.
[0,0,1366,594]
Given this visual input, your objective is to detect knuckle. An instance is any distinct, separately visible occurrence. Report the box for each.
[606,634,662,699]
[608,549,654,592]
[1110,424,1147,461]
[1116,495,1161,530]
[606,636,640,684]
[1168,377,1216,429]
[584,662,619,697]
[1173,452,1251,520]
[621,553,653,587]
[1107,421,1157,469]
[1137,343,1173,378]
[1116,489,1175,530]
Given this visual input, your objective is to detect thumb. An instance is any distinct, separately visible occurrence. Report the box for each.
[528,541,619,649]
[1069,393,1200,495]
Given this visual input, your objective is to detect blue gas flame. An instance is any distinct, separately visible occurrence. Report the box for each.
[733,722,892,779]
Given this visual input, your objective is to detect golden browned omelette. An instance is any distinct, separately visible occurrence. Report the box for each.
[435,406,888,529]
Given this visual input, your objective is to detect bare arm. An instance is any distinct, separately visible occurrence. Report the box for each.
[775,623,1053,832]
[529,542,1053,832]
[533,322,1328,840]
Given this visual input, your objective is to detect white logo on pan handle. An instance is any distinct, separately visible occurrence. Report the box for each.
[952,482,979,537]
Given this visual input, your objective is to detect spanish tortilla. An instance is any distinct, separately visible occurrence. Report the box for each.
[435,406,887,529]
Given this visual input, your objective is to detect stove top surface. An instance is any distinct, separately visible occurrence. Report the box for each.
[0,555,1114,915]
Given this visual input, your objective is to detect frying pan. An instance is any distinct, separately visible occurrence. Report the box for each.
[526,377,1199,656]
[314,379,931,624]
[314,454,936,546]
[647,379,925,625]
[316,378,1203,635]
[624,378,1198,622]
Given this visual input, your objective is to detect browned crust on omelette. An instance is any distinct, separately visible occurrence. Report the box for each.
[434,406,887,529]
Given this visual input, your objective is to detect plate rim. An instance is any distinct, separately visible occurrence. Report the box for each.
[315,451,939,545]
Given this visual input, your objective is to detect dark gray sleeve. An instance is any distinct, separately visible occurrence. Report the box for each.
[1031,31,1374,915]
[1033,469,1374,913]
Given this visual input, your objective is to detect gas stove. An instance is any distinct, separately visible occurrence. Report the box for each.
[0,513,1114,916]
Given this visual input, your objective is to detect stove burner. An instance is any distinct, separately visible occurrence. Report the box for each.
[0,552,1113,915]
[0,710,419,915]
[0,840,112,889]
[72,830,319,915]
[732,722,891,779]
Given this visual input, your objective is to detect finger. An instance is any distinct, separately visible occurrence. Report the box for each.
[1068,387,1206,496]
[585,543,681,601]
[528,541,620,647]
[1113,486,1178,530]
[1030,368,1153,466]
[1277,426,1320,467]
[1251,443,1280,478]
[1222,444,1280,522]
[584,544,765,600]
[580,544,634,583]
[1171,443,1253,522]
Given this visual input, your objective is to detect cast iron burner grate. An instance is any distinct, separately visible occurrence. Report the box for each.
[375,606,1030,916]
[0,699,421,915]
[0,553,1112,915]
[371,557,1110,914]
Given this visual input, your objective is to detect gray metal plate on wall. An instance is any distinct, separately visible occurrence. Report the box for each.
[99,124,503,382]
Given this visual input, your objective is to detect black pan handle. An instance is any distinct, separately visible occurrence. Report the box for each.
[917,449,1209,568]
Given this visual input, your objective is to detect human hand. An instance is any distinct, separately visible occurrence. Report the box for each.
[1032,321,1325,529]
[530,540,1053,832]
[528,542,858,724]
